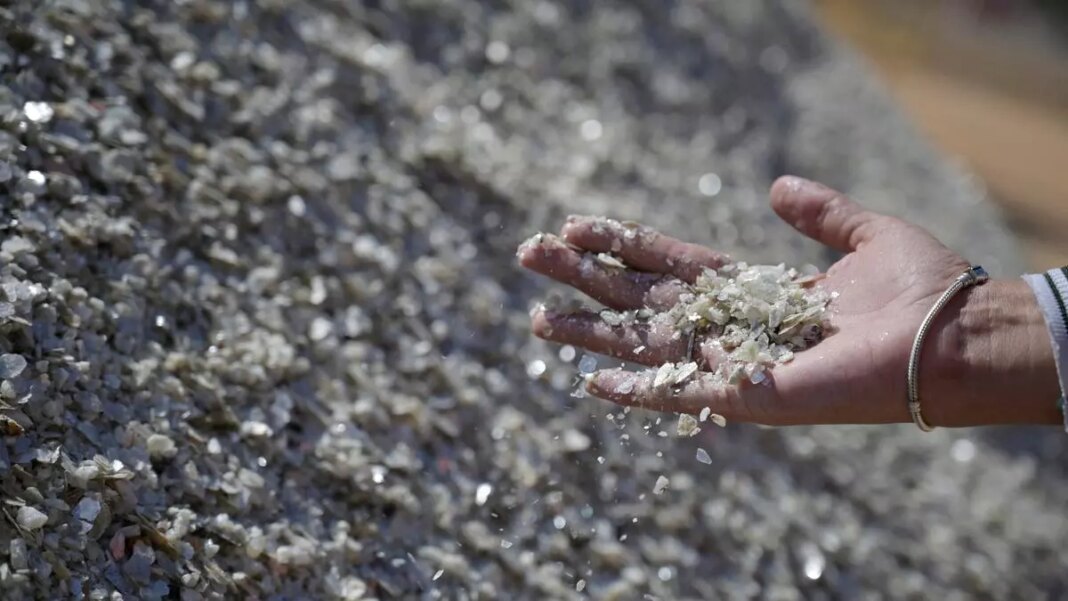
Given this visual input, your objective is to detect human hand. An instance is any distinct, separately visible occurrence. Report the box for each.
[518,176,1060,426]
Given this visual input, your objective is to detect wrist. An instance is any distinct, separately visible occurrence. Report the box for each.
[925,279,1061,426]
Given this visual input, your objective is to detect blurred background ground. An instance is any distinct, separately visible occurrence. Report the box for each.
[815,0,1068,270]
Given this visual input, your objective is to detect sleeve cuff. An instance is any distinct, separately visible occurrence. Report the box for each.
[1022,269,1068,406]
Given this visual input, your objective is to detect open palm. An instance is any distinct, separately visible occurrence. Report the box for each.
[518,176,985,426]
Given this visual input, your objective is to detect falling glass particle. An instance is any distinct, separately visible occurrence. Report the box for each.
[559,345,576,362]
[803,552,825,580]
[553,515,566,530]
[576,579,586,592]
[580,119,603,142]
[287,195,306,217]
[433,569,443,581]
[475,483,492,506]
[433,106,452,124]
[500,539,513,549]
[578,354,597,374]
[698,173,722,197]
[695,448,712,464]
[480,89,503,111]
[485,41,510,64]
[27,170,46,186]
[676,414,700,437]
[526,359,547,378]
[563,429,591,451]
[658,566,674,581]
[653,475,669,495]
[951,439,976,463]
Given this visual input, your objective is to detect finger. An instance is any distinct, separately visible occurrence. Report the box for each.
[518,234,688,310]
[560,216,729,283]
[585,369,781,423]
[531,307,727,368]
[769,176,894,252]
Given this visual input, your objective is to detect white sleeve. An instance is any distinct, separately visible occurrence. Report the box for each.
[1022,269,1068,429]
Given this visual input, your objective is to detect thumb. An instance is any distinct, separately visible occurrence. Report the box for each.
[770,176,891,252]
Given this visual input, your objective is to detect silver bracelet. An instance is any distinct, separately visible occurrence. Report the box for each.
[907,266,990,431]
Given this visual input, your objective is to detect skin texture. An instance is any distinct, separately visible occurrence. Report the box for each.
[518,175,1062,427]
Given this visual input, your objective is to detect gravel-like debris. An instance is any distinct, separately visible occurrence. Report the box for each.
[0,1,1065,599]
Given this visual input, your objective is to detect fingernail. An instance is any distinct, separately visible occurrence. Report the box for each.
[540,233,566,248]
[583,372,603,397]
[516,232,545,258]
[528,302,546,319]
[561,217,584,240]
[778,175,809,194]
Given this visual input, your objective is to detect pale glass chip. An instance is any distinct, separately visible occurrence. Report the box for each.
[695,448,712,464]
[676,414,700,437]
[673,361,699,385]
[595,252,627,270]
[578,354,598,374]
[653,362,675,388]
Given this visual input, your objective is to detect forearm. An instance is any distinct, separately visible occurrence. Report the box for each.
[927,279,1062,426]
